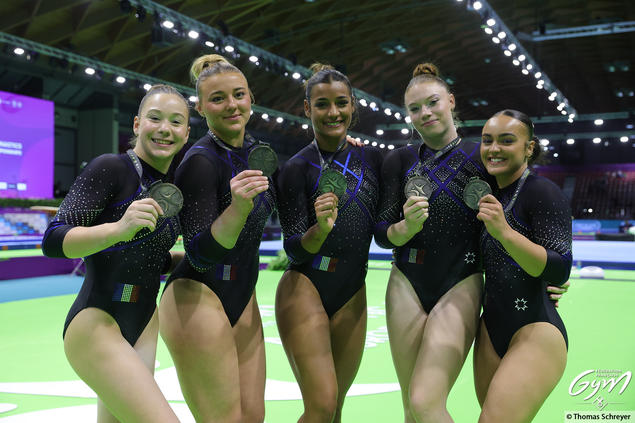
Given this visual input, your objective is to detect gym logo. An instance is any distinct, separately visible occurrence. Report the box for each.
[568,369,632,411]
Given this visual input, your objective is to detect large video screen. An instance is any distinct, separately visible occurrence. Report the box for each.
[0,90,54,199]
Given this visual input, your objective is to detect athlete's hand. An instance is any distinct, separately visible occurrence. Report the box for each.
[547,280,570,308]
[345,135,363,147]
[314,192,338,233]
[230,170,269,216]
[477,194,511,241]
[403,195,429,234]
[116,198,164,241]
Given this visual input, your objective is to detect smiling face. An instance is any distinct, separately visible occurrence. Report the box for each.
[481,114,535,187]
[133,92,190,173]
[304,80,354,149]
[405,80,457,147]
[196,71,251,146]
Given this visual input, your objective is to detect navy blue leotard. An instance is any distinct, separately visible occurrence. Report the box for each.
[481,173,571,357]
[277,143,383,317]
[42,153,179,345]
[375,139,493,313]
[165,132,276,325]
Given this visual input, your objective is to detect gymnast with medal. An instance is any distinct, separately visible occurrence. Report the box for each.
[158,54,276,421]
[276,63,384,422]
[42,84,189,422]
[374,63,495,421]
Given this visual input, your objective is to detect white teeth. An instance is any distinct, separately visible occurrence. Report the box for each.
[326,121,342,127]
[153,139,172,145]
[490,158,504,163]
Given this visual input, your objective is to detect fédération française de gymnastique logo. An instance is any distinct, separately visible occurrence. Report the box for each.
[569,369,632,411]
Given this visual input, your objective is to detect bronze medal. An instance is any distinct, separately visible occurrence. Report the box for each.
[318,169,347,198]
[248,145,278,177]
[148,183,183,217]
[463,177,492,210]
[404,175,433,198]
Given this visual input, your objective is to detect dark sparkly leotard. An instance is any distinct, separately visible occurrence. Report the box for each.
[375,139,493,313]
[481,173,571,357]
[42,153,179,345]
[165,132,276,326]
[277,143,383,317]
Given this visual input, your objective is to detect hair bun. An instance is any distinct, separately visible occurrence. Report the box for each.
[412,63,439,78]
[190,54,230,82]
[309,62,335,75]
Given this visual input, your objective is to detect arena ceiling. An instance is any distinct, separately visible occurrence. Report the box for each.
[0,0,634,161]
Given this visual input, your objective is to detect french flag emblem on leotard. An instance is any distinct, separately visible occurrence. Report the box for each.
[112,283,140,303]
[312,255,338,272]
[406,248,426,264]
[216,264,237,281]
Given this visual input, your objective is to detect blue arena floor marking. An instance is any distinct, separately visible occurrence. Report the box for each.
[0,275,83,303]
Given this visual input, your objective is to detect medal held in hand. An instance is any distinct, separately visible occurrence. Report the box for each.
[404,175,434,199]
[318,169,347,198]
[463,177,492,210]
[248,144,278,177]
[148,183,183,217]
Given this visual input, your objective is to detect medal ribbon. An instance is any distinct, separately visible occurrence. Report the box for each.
[413,136,461,175]
[126,149,166,194]
[312,138,348,172]
[126,149,149,192]
[504,167,531,212]
[207,130,267,152]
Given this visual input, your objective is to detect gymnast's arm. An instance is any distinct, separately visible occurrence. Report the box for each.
[528,180,573,285]
[211,168,269,249]
[42,155,162,259]
[478,181,572,283]
[300,191,338,253]
[277,159,334,263]
[177,154,268,269]
[375,148,428,247]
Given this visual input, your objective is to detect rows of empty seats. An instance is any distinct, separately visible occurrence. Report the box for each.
[536,167,634,219]
[0,212,49,235]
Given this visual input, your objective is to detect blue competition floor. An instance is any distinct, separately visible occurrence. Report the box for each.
[0,275,83,303]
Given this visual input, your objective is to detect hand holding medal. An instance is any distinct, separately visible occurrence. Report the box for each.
[402,192,429,234]
[230,169,270,216]
[476,168,530,241]
[475,193,509,241]
[117,197,165,241]
[314,191,339,233]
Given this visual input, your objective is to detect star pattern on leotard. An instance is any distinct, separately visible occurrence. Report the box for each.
[514,298,528,311]
[464,251,476,264]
